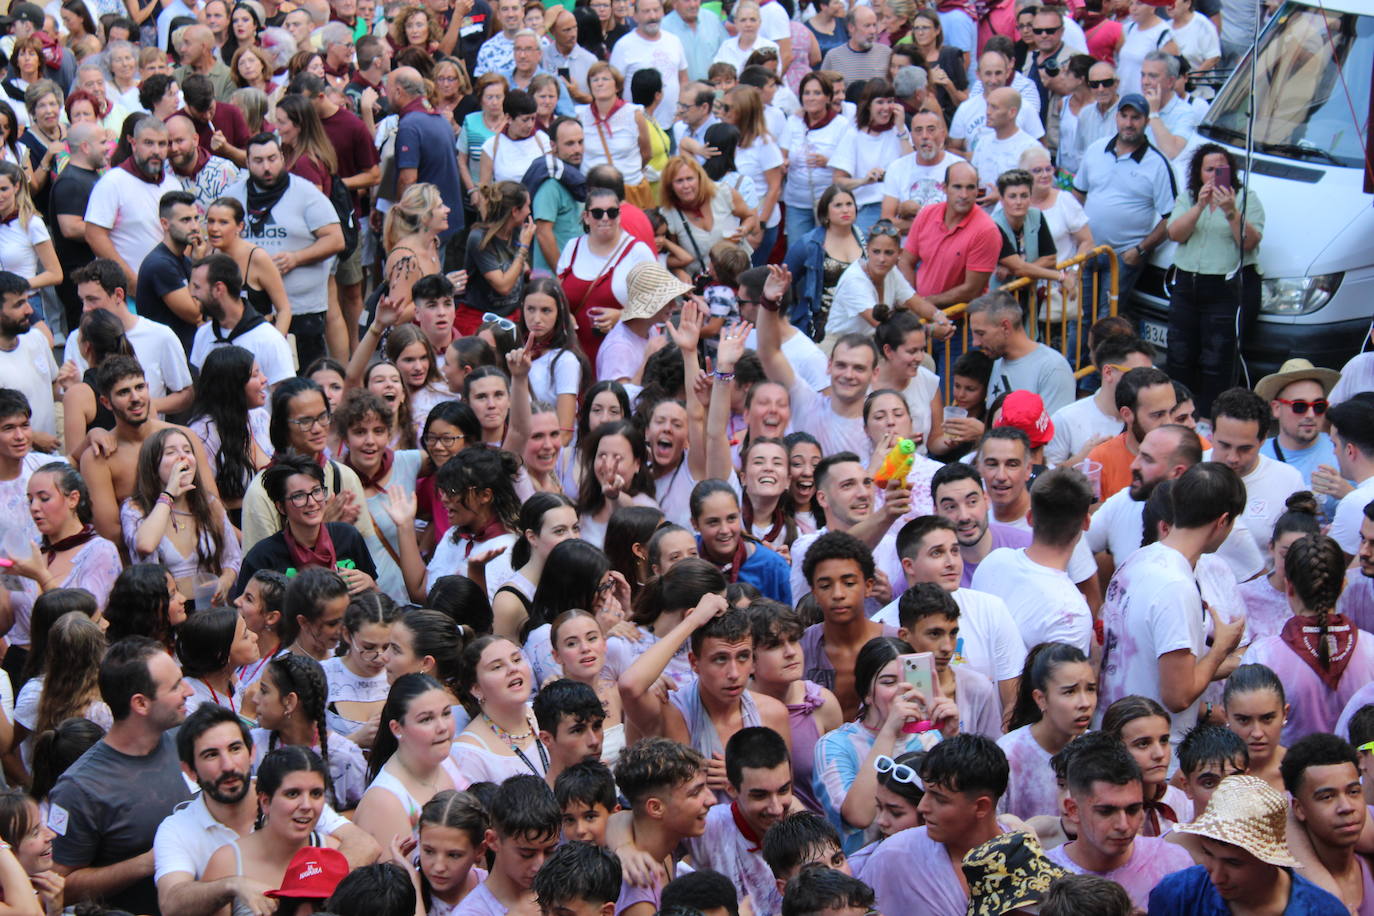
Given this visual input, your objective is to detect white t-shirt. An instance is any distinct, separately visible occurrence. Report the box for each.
[1097,540,1203,745]
[1168,13,1221,70]
[881,151,960,210]
[711,35,779,71]
[188,319,295,385]
[826,260,913,337]
[950,94,1045,144]
[0,215,50,279]
[63,315,193,407]
[608,29,688,128]
[1331,475,1374,556]
[757,0,791,44]
[555,235,656,306]
[873,586,1026,686]
[1201,452,1305,554]
[780,114,851,209]
[225,174,339,315]
[529,348,584,406]
[734,138,785,228]
[0,331,58,435]
[787,377,869,459]
[84,166,183,276]
[596,321,651,383]
[970,547,1093,654]
[1086,486,1267,582]
[1045,395,1122,467]
[746,326,829,392]
[577,101,646,185]
[479,130,551,184]
[829,124,910,208]
[968,129,1045,194]
[1117,20,1172,96]
[1000,511,1097,584]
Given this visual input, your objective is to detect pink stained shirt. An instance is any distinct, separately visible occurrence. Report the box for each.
[901,202,1002,300]
[996,725,1060,821]
[1046,836,1195,911]
[1241,630,1374,746]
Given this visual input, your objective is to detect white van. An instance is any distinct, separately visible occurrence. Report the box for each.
[1131,0,1374,376]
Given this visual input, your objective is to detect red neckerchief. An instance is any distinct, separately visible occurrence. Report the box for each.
[40,524,98,565]
[345,448,394,491]
[119,155,164,184]
[1142,799,1179,837]
[173,147,210,178]
[804,108,839,131]
[741,499,784,545]
[730,801,763,852]
[591,97,626,127]
[284,523,338,571]
[0,210,17,225]
[455,517,509,558]
[524,332,550,363]
[1280,613,1358,691]
[867,112,897,133]
[707,536,750,584]
[397,97,429,118]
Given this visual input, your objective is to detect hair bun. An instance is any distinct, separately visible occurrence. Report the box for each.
[1285,490,1319,515]
[871,303,892,324]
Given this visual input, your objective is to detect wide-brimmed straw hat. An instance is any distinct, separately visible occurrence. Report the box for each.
[1172,774,1302,867]
[1254,358,1341,403]
[623,263,691,321]
[962,831,1068,916]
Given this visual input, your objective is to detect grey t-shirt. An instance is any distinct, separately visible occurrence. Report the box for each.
[49,733,193,915]
[225,174,339,316]
[987,344,1076,415]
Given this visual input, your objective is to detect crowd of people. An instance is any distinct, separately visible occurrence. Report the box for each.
[0,0,1372,912]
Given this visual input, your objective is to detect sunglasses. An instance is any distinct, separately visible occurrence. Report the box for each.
[588,207,620,220]
[868,219,902,239]
[1276,397,1328,415]
[1087,78,1117,88]
[1032,25,1060,34]
[482,312,517,332]
[875,755,922,786]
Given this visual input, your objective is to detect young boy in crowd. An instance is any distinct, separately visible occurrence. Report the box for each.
[554,760,620,848]
[760,812,852,901]
[660,870,740,916]
[532,841,623,916]
[1176,724,1249,815]
[455,775,562,916]
[707,62,737,95]
[702,240,750,345]
[689,727,803,916]
[780,868,875,916]
[535,679,608,787]
[612,738,716,916]
[894,581,1001,738]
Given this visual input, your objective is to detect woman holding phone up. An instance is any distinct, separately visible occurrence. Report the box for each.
[1164,143,1264,417]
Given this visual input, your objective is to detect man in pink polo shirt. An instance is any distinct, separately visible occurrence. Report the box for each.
[897,160,1002,318]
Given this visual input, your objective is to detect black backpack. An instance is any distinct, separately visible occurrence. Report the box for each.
[327,175,360,260]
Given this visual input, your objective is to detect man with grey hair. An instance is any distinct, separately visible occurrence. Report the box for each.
[76,62,130,133]
[500,28,573,115]
[390,66,466,267]
[881,109,960,233]
[1075,59,1120,155]
[1140,51,1199,159]
[893,66,941,120]
[673,82,719,161]
[609,0,688,128]
[821,5,891,87]
[968,289,1075,412]
[319,21,356,84]
[84,117,182,289]
[172,24,234,101]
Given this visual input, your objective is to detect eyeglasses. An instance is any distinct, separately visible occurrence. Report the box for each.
[354,642,386,660]
[1032,25,1060,34]
[423,432,466,448]
[588,207,620,220]
[1276,397,1329,415]
[288,410,332,430]
[482,313,517,332]
[1087,78,1117,88]
[868,219,902,239]
[285,485,328,507]
[874,755,922,786]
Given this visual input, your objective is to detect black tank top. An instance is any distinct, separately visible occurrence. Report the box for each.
[83,368,116,432]
[242,246,274,318]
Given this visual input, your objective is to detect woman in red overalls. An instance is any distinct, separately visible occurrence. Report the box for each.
[556,187,657,367]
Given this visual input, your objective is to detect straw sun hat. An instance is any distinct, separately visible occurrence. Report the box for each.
[1172,774,1303,868]
[622,263,691,321]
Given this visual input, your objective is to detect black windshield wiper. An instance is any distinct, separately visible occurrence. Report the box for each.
[1258,141,1343,164]
[1199,122,1246,143]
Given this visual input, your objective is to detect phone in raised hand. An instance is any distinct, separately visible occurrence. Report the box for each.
[898,652,936,734]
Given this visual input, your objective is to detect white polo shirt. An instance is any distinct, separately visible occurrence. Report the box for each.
[1072,134,1177,251]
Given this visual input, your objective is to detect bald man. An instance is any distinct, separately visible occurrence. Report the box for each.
[171,24,234,101]
[899,160,1002,313]
[968,87,1046,205]
[543,7,598,101]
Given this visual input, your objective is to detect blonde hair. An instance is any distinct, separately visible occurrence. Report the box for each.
[474,181,530,250]
[726,85,769,147]
[0,162,37,230]
[384,182,446,250]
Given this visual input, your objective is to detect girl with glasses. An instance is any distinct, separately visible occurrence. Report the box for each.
[322,592,401,746]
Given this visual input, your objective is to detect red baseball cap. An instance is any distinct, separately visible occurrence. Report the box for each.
[265,847,350,900]
[996,391,1055,449]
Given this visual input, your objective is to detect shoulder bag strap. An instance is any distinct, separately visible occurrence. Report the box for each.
[676,208,707,268]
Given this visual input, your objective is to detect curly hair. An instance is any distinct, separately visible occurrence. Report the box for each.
[1284,534,1347,669]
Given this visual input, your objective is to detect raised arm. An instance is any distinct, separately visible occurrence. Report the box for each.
[618,593,728,737]
[664,298,707,481]
[753,264,796,389]
[705,321,752,482]
[502,347,534,458]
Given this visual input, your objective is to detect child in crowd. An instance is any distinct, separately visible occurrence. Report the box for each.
[759,812,852,902]
[531,842,623,916]
[1175,724,1249,815]
[453,775,561,916]
[414,790,490,916]
[534,678,608,787]
[555,760,620,848]
[703,241,750,346]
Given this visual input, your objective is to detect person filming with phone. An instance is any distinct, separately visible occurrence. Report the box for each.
[1165,143,1264,419]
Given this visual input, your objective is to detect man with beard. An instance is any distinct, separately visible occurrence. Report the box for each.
[0,273,59,453]
[1256,360,1343,514]
[880,111,961,234]
[154,705,379,916]
[820,6,890,88]
[532,118,588,274]
[1086,366,1178,500]
[80,355,218,543]
[136,191,206,353]
[609,0,688,128]
[49,638,196,914]
[930,462,1031,587]
[48,122,107,330]
[85,117,181,290]
[1280,734,1373,914]
[969,290,1074,414]
[187,254,293,385]
[1046,335,1156,468]
[166,114,239,214]
[225,133,344,370]
[1087,423,1265,584]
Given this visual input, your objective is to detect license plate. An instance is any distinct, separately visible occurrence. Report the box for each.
[1140,319,1168,348]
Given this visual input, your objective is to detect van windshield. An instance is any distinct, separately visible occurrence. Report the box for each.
[1200,3,1373,169]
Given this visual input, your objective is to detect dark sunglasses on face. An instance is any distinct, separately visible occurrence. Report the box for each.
[1277,398,1328,415]
[1032,25,1060,34]
[588,207,620,220]
[1087,77,1117,88]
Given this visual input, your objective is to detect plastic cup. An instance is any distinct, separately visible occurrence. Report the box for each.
[193,574,218,610]
[1075,459,1103,502]
[943,406,968,422]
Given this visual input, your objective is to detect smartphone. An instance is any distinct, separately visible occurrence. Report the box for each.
[1215,165,1231,187]
[898,652,936,734]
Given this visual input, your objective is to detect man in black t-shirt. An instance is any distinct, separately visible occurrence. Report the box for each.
[48,122,106,331]
[136,191,202,353]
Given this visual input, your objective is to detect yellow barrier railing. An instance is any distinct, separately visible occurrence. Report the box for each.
[938,245,1119,402]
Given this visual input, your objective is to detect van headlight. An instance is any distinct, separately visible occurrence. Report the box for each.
[1259,273,1343,315]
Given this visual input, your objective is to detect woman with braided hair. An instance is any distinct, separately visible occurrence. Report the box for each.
[1240,533,1374,745]
[252,654,369,811]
